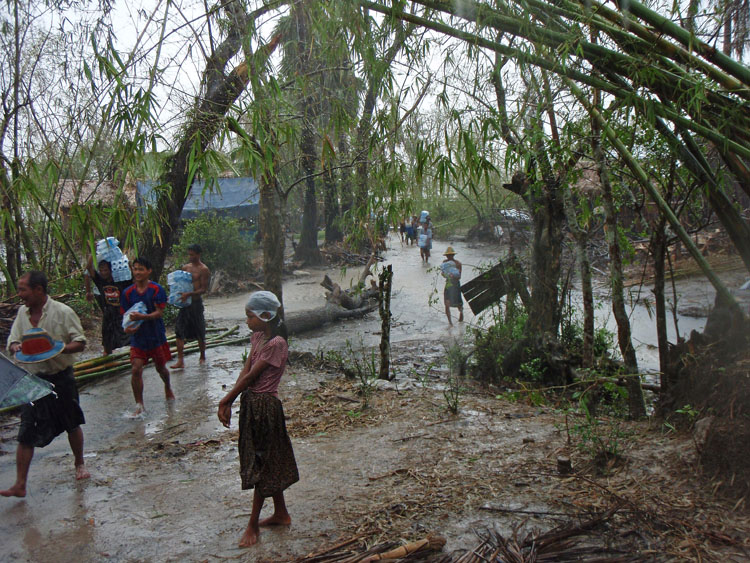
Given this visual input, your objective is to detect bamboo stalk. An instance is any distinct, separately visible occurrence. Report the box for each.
[562,0,750,98]
[567,77,742,312]
[358,0,750,161]
[614,0,750,86]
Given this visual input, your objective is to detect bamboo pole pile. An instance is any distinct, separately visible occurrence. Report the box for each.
[73,325,243,385]
[0,325,246,416]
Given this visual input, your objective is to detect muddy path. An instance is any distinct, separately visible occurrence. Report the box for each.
[1,235,748,561]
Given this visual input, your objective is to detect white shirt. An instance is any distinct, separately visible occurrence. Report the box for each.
[8,297,86,374]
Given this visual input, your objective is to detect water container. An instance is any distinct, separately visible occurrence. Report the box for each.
[122,301,147,330]
[440,260,460,279]
[419,210,429,223]
[418,234,428,248]
[168,270,193,308]
[96,237,123,264]
[111,256,132,282]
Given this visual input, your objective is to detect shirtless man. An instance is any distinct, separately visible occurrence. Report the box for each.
[170,244,211,368]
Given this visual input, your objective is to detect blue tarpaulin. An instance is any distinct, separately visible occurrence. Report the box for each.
[136,178,260,220]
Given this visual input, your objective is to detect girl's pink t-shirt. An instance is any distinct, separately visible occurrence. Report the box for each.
[247,331,288,397]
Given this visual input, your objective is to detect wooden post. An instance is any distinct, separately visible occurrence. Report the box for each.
[378,265,393,380]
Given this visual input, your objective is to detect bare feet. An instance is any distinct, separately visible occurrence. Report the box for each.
[0,483,26,497]
[258,513,291,527]
[165,388,176,401]
[133,403,146,416]
[238,523,259,547]
[169,361,184,369]
[75,464,90,480]
[199,356,206,364]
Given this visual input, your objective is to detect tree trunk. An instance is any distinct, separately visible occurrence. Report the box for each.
[259,170,285,317]
[563,184,595,368]
[652,217,669,394]
[137,4,280,280]
[294,123,324,265]
[285,302,377,336]
[339,134,354,217]
[505,172,566,336]
[291,1,323,266]
[378,265,393,380]
[594,134,646,419]
[0,169,18,294]
[323,148,342,244]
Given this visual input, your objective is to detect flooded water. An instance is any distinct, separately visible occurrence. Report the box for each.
[209,233,715,371]
[0,233,729,561]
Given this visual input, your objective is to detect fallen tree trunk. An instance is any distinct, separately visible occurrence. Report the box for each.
[321,274,379,310]
[286,302,378,336]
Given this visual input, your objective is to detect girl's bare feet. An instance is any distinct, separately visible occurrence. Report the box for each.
[0,483,26,497]
[258,513,291,526]
[75,464,90,480]
[165,388,175,401]
[238,523,259,547]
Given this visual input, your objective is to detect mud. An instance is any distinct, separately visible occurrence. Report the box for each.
[1,235,748,561]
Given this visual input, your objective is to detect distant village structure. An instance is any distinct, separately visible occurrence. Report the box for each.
[136,177,260,222]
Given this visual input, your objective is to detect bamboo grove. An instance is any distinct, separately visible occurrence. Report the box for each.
[1,0,748,323]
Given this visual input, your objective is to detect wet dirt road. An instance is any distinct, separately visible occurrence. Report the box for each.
[0,234,730,561]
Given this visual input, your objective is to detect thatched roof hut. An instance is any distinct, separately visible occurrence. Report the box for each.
[58,178,137,211]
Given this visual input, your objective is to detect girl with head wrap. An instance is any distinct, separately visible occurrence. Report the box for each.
[217,291,299,547]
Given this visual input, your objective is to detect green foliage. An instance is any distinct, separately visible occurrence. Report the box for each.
[564,385,633,468]
[50,275,98,320]
[471,305,528,383]
[663,404,701,434]
[559,302,616,361]
[326,339,380,409]
[519,356,546,381]
[161,303,179,327]
[443,343,468,414]
[569,411,630,469]
[171,213,255,278]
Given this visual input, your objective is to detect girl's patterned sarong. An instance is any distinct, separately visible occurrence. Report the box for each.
[238,391,299,497]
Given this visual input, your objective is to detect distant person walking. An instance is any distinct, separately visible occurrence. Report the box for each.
[85,255,130,355]
[2,271,90,497]
[405,215,417,245]
[441,247,464,326]
[120,257,174,416]
[418,214,433,263]
[170,244,210,368]
[218,291,299,548]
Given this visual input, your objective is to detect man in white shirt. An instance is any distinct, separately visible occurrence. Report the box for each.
[2,271,90,498]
